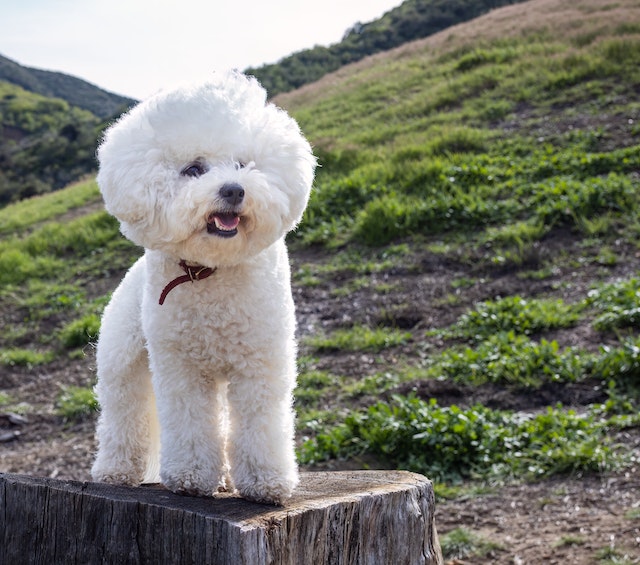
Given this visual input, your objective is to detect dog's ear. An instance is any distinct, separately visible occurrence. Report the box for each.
[282,149,316,232]
[97,165,146,225]
[96,112,163,232]
[273,116,317,233]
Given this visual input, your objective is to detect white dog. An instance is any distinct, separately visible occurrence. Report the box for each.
[90,72,315,505]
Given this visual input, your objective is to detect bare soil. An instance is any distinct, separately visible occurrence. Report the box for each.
[1,232,640,563]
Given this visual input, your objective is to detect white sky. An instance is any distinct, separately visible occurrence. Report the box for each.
[1,0,403,100]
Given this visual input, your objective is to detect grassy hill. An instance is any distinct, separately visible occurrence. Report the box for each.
[1,0,640,560]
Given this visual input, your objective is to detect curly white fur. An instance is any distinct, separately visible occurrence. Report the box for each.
[90,72,315,505]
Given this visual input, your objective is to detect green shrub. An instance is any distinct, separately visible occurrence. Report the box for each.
[299,395,617,483]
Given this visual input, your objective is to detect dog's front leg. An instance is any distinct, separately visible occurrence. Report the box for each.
[226,371,299,505]
[151,358,229,496]
[92,258,158,487]
[92,353,157,486]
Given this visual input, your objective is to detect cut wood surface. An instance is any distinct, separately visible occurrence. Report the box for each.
[0,470,442,564]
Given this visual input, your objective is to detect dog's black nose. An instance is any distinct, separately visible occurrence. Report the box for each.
[219,183,245,206]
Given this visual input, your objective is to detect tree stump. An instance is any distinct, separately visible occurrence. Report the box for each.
[0,470,442,564]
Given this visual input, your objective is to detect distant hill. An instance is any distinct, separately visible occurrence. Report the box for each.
[246,0,527,97]
[0,81,105,204]
[0,54,134,119]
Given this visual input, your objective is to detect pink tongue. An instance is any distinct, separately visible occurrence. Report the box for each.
[215,214,240,229]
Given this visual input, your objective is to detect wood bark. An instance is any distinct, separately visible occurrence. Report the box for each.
[0,470,442,564]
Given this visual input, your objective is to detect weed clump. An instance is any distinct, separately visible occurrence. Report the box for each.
[299,395,619,483]
[56,386,98,422]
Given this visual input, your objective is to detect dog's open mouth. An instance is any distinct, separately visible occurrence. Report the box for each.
[206,211,241,237]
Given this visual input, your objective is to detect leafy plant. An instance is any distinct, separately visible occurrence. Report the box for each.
[586,278,640,331]
[433,332,589,386]
[592,337,640,390]
[56,386,98,422]
[299,395,619,483]
[444,296,580,340]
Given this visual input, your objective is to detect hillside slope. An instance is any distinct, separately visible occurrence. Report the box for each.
[1,0,640,562]
[0,82,105,204]
[247,0,528,96]
[0,54,134,119]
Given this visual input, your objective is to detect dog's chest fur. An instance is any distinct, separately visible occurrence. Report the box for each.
[140,244,295,370]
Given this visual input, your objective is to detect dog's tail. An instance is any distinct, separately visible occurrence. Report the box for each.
[142,395,161,484]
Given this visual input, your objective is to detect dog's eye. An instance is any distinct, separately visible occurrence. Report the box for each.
[181,161,207,178]
[235,161,246,170]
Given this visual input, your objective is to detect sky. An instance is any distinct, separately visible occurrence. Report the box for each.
[1,0,403,100]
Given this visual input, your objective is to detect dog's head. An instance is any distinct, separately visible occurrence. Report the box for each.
[97,72,315,266]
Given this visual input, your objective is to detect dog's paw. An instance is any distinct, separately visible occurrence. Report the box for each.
[161,470,224,497]
[92,450,148,487]
[236,476,297,506]
[92,469,142,487]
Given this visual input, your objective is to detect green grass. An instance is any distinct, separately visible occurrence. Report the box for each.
[553,535,586,549]
[592,337,640,391]
[305,324,411,353]
[0,178,101,236]
[0,348,54,368]
[441,527,502,561]
[59,313,101,349]
[294,371,340,409]
[0,179,138,371]
[0,210,127,287]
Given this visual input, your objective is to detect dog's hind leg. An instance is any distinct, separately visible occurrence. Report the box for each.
[91,258,158,486]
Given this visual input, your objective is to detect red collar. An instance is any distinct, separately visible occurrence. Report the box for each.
[159,260,217,305]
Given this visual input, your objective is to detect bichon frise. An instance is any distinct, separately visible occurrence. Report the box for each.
[90,71,315,505]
